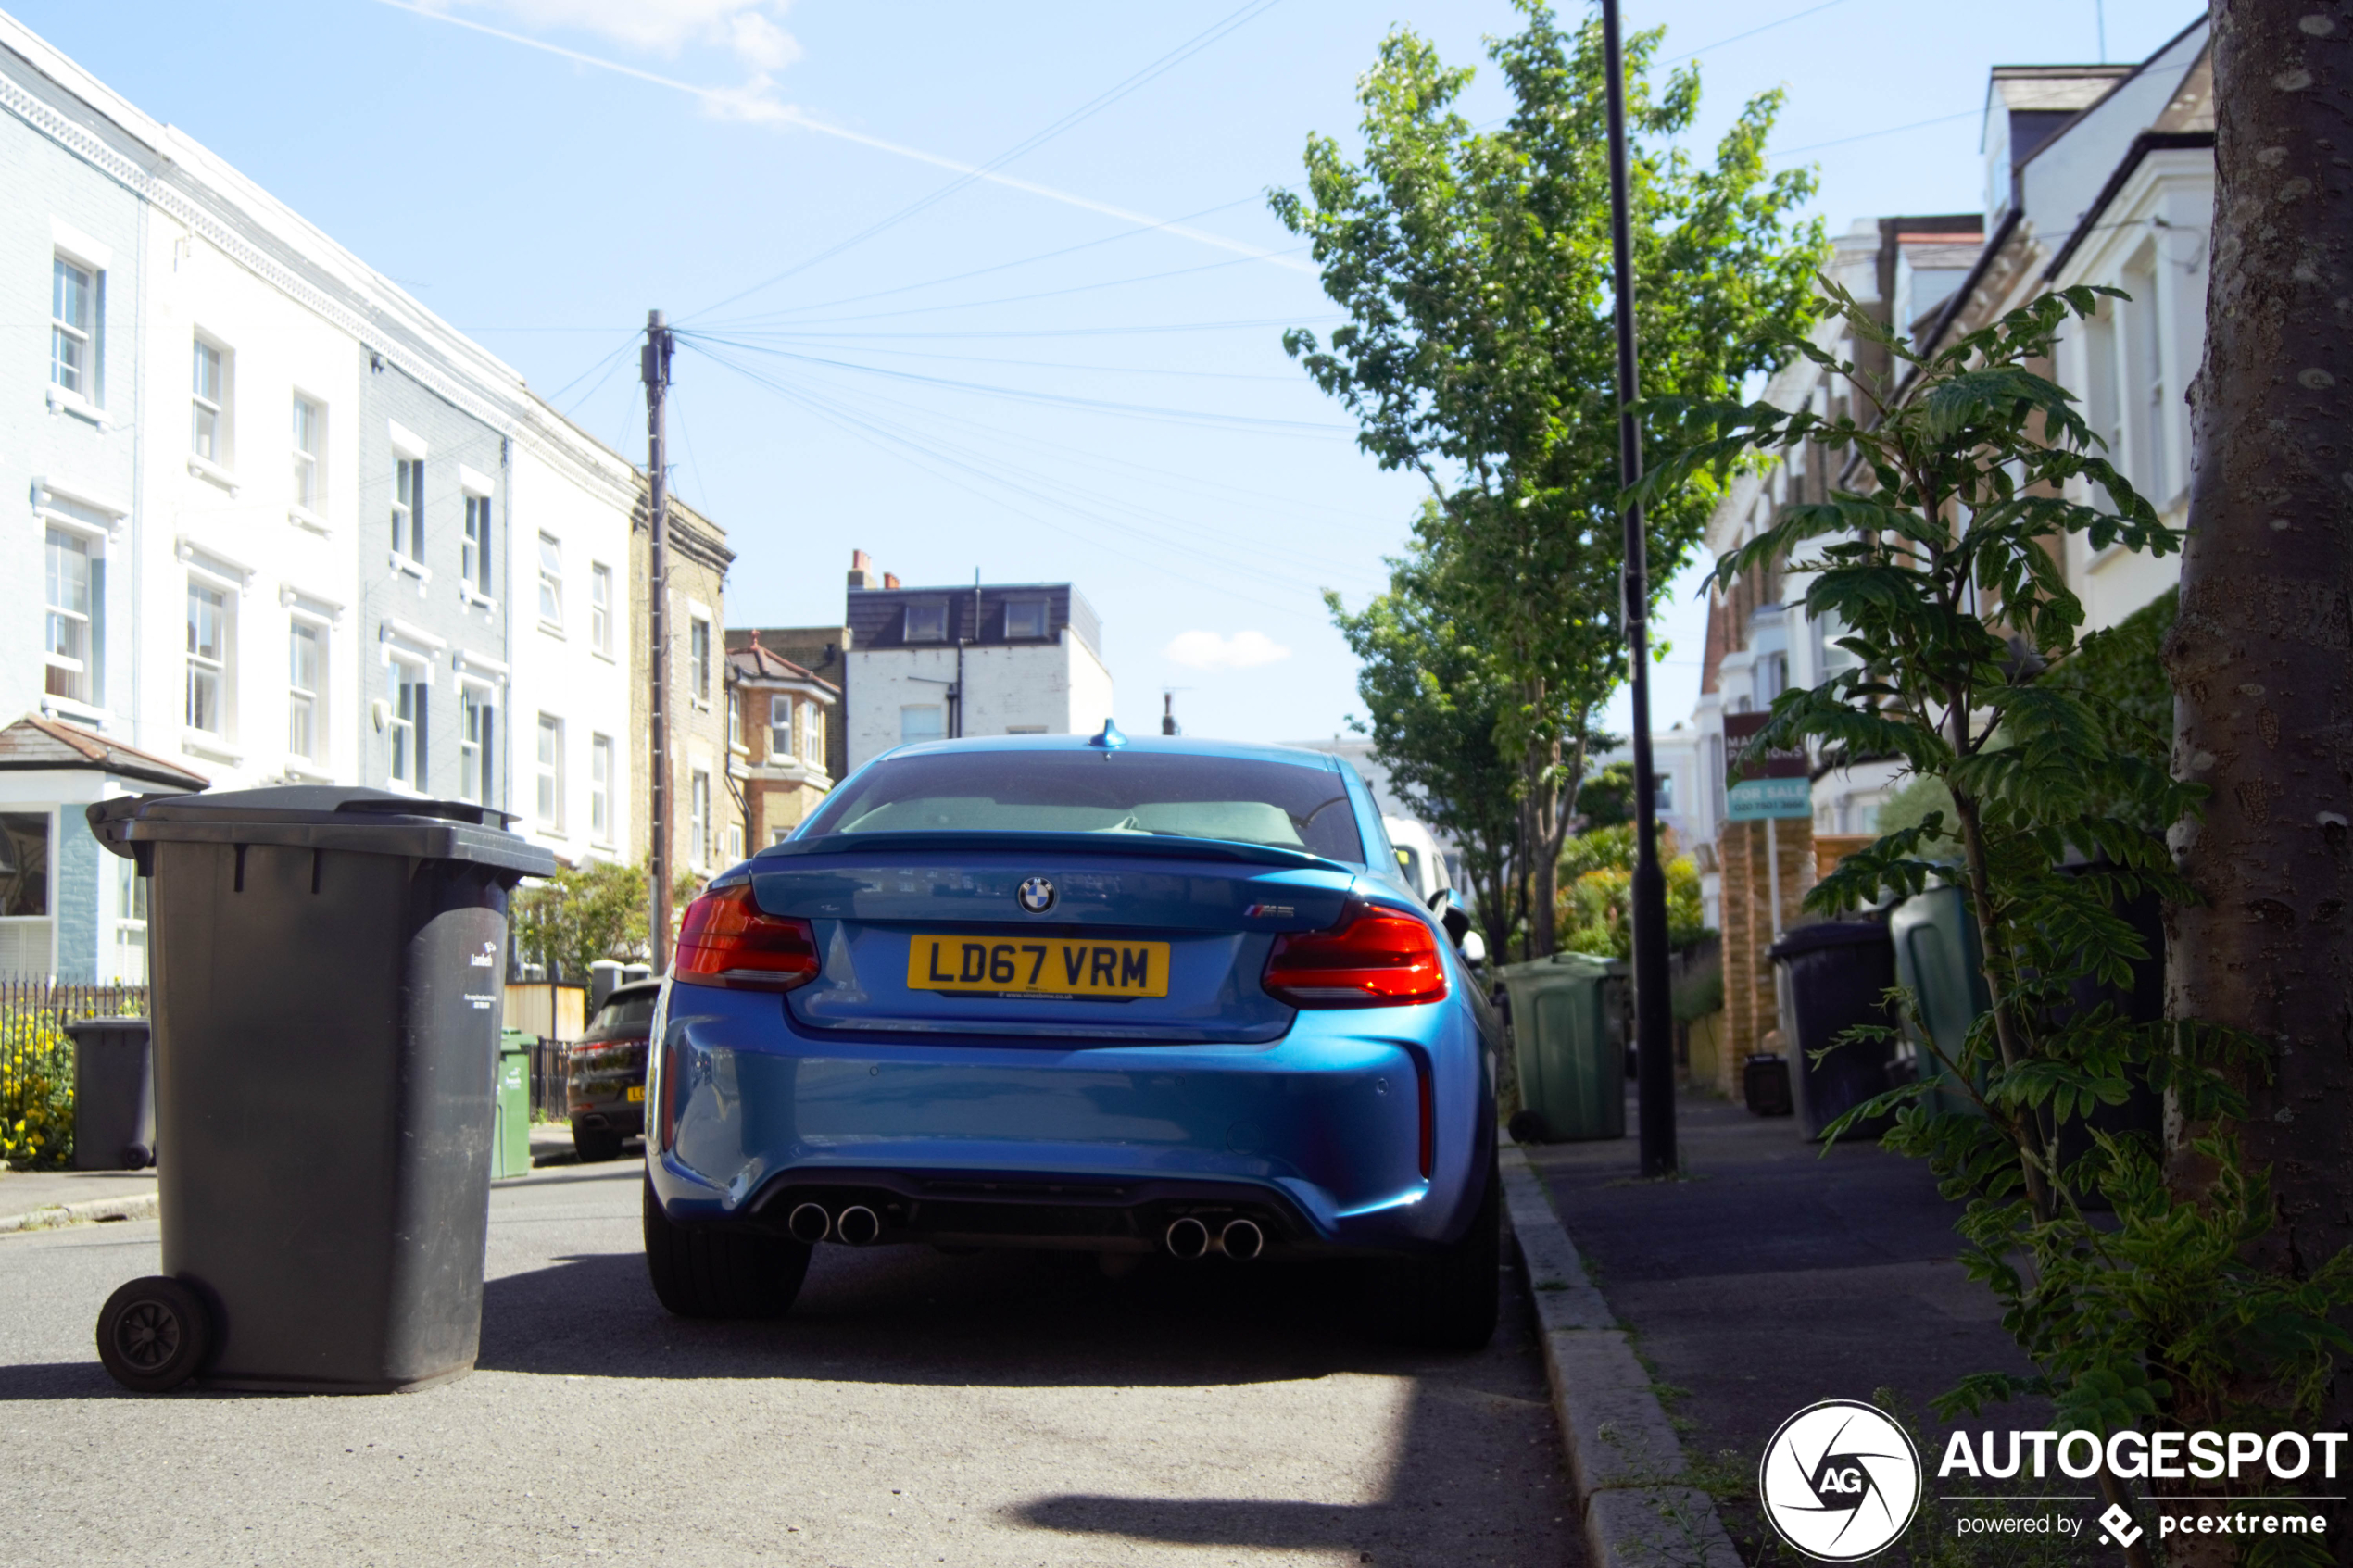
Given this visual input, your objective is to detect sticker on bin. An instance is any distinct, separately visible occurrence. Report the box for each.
[465,992,497,1010]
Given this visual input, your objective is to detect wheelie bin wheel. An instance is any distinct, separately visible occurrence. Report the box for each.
[96,1276,210,1393]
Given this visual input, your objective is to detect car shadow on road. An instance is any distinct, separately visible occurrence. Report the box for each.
[478,1241,1421,1388]
[472,1237,1579,1565]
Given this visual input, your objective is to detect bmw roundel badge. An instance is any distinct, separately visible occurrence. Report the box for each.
[1017,875,1057,914]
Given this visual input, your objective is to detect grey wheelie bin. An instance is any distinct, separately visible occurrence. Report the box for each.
[83,786,554,1394]
[1888,884,1990,1119]
[64,1017,155,1170]
[1497,952,1627,1142]
[1768,921,1901,1142]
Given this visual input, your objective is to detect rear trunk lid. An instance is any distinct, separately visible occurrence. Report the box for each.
[747,833,1360,1043]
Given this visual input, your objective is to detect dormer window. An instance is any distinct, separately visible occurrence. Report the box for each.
[904,602,948,642]
[1004,600,1047,640]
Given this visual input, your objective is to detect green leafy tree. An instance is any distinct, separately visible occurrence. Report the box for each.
[1554,822,1706,959]
[511,859,650,983]
[1327,540,1525,961]
[1642,282,2353,1554]
[1275,0,1821,952]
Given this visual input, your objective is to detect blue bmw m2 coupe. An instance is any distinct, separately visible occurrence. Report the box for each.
[641,728,1502,1347]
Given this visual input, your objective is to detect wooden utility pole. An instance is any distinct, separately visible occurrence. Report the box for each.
[1600,0,1676,1178]
[2167,0,2353,1420]
[644,310,674,971]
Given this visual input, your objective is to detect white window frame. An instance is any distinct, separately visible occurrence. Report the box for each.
[44,526,95,708]
[384,652,428,791]
[689,768,712,868]
[51,252,98,407]
[113,850,147,985]
[458,680,496,807]
[589,563,612,656]
[185,575,233,741]
[0,808,58,980]
[904,602,948,642]
[727,686,743,751]
[460,474,494,603]
[590,734,613,846]
[537,533,564,631]
[287,618,326,764]
[688,613,712,707]
[392,456,424,564]
[190,334,232,474]
[290,394,324,523]
[535,712,565,830]
[769,695,793,760]
[804,703,826,766]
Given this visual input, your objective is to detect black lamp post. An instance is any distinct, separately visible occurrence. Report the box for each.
[1600,0,1678,1178]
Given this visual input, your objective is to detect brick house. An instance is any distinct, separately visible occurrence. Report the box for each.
[726,638,839,848]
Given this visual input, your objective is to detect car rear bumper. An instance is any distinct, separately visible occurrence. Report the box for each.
[572,1101,645,1138]
[646,981,1494,1256]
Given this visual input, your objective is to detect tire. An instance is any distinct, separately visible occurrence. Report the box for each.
[1386,1157,1501,1351]
[642,1178,811,1320]
[573,1124,624,1163]
[96,1276,210,1393]
[1507,1109,1549,1146]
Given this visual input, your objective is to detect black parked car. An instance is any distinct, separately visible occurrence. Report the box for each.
[569,980,659,1162]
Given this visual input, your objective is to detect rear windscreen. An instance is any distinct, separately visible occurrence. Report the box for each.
[586,995,656,1039]
[800,750,1365,862]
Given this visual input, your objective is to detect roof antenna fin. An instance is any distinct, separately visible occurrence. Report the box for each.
[1089,719,1126,750]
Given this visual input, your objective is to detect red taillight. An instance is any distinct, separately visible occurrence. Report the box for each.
[673,884,821,991]
[1261,900,1449,1009]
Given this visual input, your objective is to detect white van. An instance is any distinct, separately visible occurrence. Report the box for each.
[1384,815,1453,904]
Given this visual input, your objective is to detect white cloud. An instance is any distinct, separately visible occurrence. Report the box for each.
[1163,630,1291,672]
[444,0,800,71]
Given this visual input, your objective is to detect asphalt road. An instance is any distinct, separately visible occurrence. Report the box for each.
[1,1160,1579,1568]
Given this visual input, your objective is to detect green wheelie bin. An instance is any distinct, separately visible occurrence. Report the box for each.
[494,1030,534,1180]
[1888,884,1990,1118]
[1497,952,1627,1142]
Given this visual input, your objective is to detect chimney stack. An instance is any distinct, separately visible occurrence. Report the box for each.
[848,549,877,591]
[883,572,900,590]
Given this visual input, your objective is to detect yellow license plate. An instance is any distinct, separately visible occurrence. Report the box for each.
[906,935,1170,998]
[625,1085,646,1102]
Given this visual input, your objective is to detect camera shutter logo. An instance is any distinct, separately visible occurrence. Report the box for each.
[1017,876,1057,914]
[1757,1399,1922,1561]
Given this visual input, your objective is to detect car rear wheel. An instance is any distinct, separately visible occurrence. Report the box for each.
[642,1179,812,1319]
[1386,1156,1500,1350]
[573,1123,623,1163]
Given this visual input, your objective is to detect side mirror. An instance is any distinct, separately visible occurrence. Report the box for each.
[1459,929,1487,967]
[1427,886,1472,946]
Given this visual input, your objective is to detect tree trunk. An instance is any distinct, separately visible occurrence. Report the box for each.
[2165,0,2353,1449]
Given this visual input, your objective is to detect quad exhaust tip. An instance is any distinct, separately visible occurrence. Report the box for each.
[1164,1216,1210,1261]
[1164,1215,1265,1261]
[786,1202,831,1245]
[835,1205,882,1247]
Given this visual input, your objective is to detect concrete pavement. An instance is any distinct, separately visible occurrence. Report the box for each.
[2,1158,1581,1567]
[1523,1088,2042,1557]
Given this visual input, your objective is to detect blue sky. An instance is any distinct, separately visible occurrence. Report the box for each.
[8,0,2204,744]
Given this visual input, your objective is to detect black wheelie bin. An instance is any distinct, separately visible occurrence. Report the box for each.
[1768,920,1902,1142]
[84,786,554,1394]
[64,1016,155,1170]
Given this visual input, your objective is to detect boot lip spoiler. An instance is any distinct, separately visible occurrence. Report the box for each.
[752,830,1358,874]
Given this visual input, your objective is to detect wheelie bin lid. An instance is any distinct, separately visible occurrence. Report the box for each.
[1767,919,1891,962]
[88,785,558,878]
[1493,950,1622,981]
